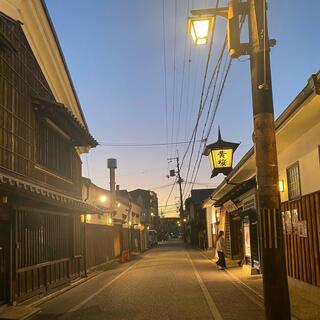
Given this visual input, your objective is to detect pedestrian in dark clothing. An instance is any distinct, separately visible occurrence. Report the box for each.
[215,230,226,269]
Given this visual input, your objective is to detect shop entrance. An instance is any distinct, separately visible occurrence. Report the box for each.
[230,215,242,259]
[0,222,9,304]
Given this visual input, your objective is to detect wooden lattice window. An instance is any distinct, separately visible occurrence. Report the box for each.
[0,52,32,176]
[287,162,301,200]
[36,119,72,178]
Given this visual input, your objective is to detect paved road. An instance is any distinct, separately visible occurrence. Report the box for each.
[33,242,265,320]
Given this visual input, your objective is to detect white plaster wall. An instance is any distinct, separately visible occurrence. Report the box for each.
[206,207,214,249]
[278,121,320,202]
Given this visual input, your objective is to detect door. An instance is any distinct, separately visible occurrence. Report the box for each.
[230,216,242,259]
[0,223,9,304]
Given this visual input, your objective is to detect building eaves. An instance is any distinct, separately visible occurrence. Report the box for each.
[40,0,89,131]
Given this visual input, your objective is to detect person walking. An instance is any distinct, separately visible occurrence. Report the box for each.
[215,230,226,270]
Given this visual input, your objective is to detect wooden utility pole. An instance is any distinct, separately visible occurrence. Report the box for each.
[168,156,186,241]
[190,0,291,318]
[248,0,290,318]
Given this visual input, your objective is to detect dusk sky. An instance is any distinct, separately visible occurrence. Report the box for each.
[45,0,320,216]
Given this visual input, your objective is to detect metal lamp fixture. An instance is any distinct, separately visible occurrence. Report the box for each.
[188,16,214,45]
[203,128,239,178]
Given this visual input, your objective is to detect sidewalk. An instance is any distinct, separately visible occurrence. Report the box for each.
[202,249,320,320]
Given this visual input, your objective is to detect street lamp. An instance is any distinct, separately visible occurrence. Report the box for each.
[188,16,214,45]
[188,1,290,319]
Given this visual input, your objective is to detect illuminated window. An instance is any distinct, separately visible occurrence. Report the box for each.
[286,162,301,200]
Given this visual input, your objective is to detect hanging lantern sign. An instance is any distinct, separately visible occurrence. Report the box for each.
[203,128,240,178]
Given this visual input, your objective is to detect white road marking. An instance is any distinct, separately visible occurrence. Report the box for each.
[199,251,299,320]
[67,258,142,313]
[187,251,223,320]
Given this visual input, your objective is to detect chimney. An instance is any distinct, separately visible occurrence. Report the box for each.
[107,158,117,206]
[116,185,120,191]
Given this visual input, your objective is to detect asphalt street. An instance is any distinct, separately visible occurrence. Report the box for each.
[33,242,265,320]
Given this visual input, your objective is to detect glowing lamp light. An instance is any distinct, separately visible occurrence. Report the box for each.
[117,202,121,208]
[108,218,113,224]
[279,180,285,192]
[151,212,154,216]
[86,214,92,221]
[188,16,214,46]
[203,128,239,178]
[100,195,107,203]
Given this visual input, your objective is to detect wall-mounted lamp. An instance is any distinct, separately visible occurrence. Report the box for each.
[279,180,285,192]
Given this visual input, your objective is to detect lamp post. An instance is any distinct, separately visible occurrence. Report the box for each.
[188,1,290,319]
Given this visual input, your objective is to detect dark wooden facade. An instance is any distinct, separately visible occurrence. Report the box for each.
[282,191,320,286]
[0,13,96,304]
[86,224,114,270]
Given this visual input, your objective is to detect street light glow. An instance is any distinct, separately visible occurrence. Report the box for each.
[188,17,213,46]
[100,195,107,203]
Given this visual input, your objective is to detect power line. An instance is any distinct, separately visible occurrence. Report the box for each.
[175,0,190,146]
[186,13,247,198]
[162,0,169,159]
[184,36,227,198]
[164,177,177,212]
[170,0,178,158]
[181,0,220,196]
[99,139,204,147]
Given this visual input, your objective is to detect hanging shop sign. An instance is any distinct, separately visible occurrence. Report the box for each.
[203,128,240,178]
[223,200,238,212]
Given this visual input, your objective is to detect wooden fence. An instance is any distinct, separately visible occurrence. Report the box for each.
[281,191,320,286]
[15,209,82,301]
[86,224,114,269]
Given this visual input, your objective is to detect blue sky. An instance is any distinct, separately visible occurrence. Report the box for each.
[45,0,320,215]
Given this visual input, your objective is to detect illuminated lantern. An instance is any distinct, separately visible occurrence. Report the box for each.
[203,128,239,178]
[188,16,214,46]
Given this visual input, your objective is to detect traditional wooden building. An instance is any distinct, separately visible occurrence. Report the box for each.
[184,189,215,248]
[203,71,320,283]
[0,1,97,304]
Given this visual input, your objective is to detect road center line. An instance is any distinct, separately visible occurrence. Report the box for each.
[66,258,143,314]
[186,251,223,320]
